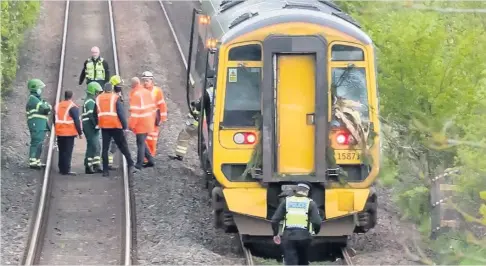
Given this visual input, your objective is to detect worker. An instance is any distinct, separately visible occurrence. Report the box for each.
[82,82,103,174]
[271,182,323,265]
[79,46,110,88]
[169,82,213,161]
[106,75,125,169]
[93,82,135,176]
[128,77,156,169]
[141,71,168,159]
[54,90,83,176]
[26,79,52,169]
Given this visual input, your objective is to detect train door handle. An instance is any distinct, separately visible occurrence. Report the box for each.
[306,113,315,125]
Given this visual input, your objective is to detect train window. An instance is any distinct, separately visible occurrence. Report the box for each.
[331,45,364,61]
[228,44,262,61]
[223,67,261,127]
[331,67,369,121]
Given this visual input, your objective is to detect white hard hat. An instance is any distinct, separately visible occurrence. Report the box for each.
[297,183,310,190]
[141,71,154,79]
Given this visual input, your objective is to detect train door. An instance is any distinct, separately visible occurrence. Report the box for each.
[276,54,316,174]
[261,36,329,183]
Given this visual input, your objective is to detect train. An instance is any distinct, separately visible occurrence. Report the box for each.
[182,0,380,260]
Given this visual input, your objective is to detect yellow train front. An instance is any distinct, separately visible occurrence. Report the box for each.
[185,0,380,260]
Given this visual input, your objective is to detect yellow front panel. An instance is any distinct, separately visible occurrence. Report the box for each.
[223,188,267,218]
[277,55,316,174]
[325,188,370,219]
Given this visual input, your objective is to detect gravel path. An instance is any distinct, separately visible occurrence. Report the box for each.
[0,1,64,265]
[349,185,421,265]
[112,1,244,264]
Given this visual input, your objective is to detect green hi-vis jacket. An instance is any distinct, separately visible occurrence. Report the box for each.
[26,93,52,131]
[81,95,97,129]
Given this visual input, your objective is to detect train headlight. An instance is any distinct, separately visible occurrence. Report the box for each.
[198,15,210,25]
[233,133,245,144]
[233,132,257,145]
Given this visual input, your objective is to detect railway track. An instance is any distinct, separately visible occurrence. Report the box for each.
[20,0,134,264]
[340,247,354,265]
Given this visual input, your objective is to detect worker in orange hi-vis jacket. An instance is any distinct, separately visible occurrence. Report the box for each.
[140,71,168,161]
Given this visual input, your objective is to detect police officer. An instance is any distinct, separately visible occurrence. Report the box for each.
[271,182,323,265]
[82,82,103,174]
[169,82,213,161]
[25,79,52,169]
[79,46,110,88]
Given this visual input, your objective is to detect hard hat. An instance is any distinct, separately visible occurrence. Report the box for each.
[297,182,311,191]
[27,79,46,91]
[87,82,103,95]
[110,75,123,86]
[104,83,113,92]
[141,71,154,79]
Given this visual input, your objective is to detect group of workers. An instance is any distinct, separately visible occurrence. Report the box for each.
[26,46,168,176]
[25,46,320,265]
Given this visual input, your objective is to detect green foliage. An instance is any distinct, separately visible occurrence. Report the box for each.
[336,0,486,264]
[1,0,41,95]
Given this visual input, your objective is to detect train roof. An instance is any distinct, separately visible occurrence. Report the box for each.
[201,0,372,45]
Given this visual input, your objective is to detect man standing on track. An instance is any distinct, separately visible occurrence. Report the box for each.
[26,79,53,169]
[79,46,110,88]
[82,82,103,174]
[141,71,167,162]
[271,182,322,265]
[128,77,156,170]
[54,90,83,176]
[106,75,125,169]
[93,82,135,176]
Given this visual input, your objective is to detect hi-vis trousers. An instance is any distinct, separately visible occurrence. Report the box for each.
[175,123,198,158]
[144,126,160,162]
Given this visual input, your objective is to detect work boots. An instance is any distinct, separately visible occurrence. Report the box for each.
[85,166,95,174]
[168,155,183,161]
[92,164,103,173]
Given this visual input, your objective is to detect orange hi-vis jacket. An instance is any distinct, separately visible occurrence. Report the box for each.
[96,93,122,129]
[129,85,156,134]
[55,100,79,136]
[149,86,168,122]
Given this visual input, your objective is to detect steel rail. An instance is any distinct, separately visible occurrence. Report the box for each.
[107,0,132,264]
[341,247,354,265]
[20,1,70,264]
[158,0,195,86]
[239,235,254,265]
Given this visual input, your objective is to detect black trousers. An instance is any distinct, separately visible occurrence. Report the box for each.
[282,237,312,265]
[57,136,75,174]
[135,133,154,167]
[101,129,134,172]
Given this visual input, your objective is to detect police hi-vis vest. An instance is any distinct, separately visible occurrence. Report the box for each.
[283,196,312,232]
[85,57,105,81]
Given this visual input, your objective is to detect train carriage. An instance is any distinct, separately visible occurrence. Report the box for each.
[184,0,381,260]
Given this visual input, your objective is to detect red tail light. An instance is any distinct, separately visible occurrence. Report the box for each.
[335,130,355,145]
[233,132,256,144]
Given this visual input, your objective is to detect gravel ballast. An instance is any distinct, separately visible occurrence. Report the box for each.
[112,1,243,264]
[0,2,64,264]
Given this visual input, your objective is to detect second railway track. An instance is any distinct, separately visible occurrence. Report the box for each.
[20,0,134,265]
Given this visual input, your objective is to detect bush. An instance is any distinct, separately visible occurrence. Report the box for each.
[336,0,486,264]
[1,0,41,95]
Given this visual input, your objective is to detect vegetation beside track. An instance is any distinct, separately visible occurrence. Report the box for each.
[336,0,486,264]
[1,0,41,95]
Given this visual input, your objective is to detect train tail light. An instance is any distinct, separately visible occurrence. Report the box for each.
[335,130,355,145]
[233,132,257,145]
